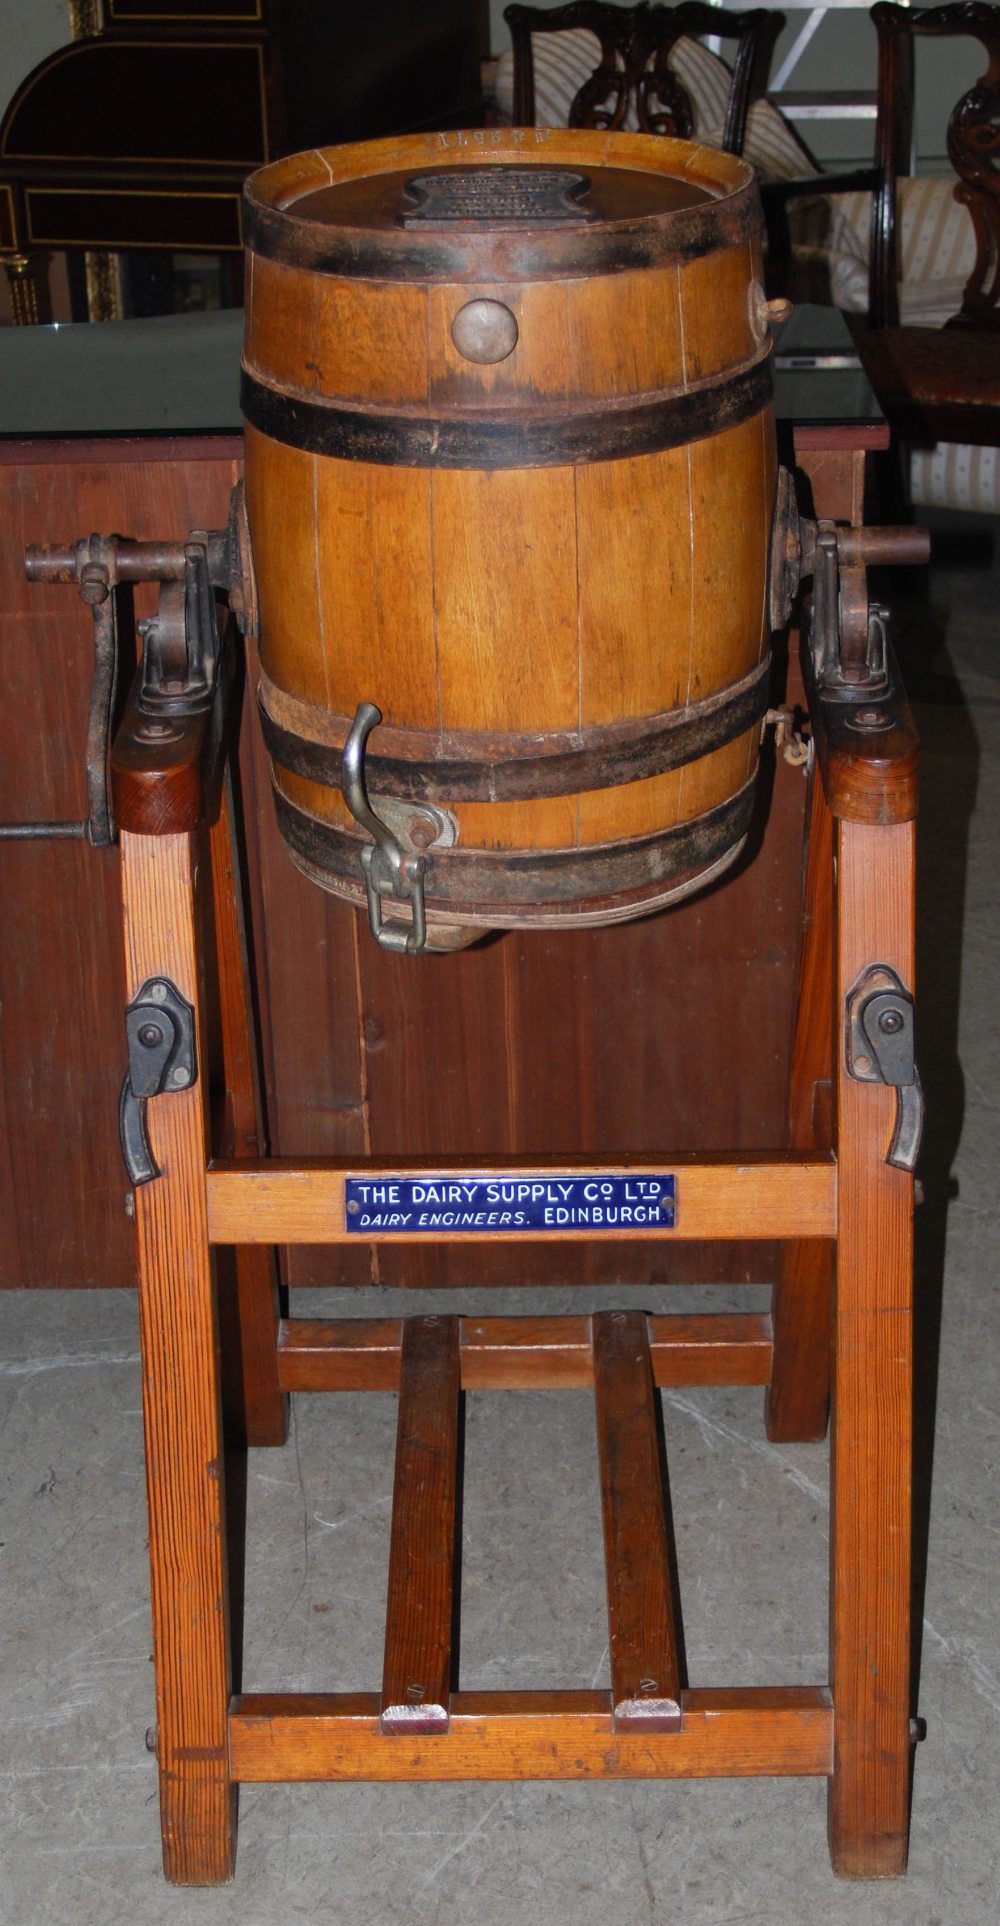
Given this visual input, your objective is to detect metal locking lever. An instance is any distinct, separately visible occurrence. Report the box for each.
[341,702,428,955]
[845,965,925,1172]
[119,977,197,1186]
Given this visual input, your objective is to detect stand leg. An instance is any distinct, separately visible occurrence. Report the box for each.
[122,828,236,1885]
[767,766,834,1443]
[828,817,915,1877]
[209,768,287,1448]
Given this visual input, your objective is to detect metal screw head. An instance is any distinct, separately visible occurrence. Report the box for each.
[451,298,519,365]
[168,1066,187,1088]
[134,717,183,743]
[408,816,438,853]
[347,1199,360,1215]
[137,1022,164,1049]
[405,1683,425,1702]
[852,707,887,729]
[878,1007,904,1035]
[144,1725,158,1754]
[639,1677,659,1693]
[148,983,168,1003]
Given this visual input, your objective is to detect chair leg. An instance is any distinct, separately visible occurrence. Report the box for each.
[828,816,915,1878]
[123,827,236,1885]
[767,766,834,1443]
[209,771,287,1448]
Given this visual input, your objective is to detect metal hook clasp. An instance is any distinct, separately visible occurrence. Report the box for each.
[342,702,427,955]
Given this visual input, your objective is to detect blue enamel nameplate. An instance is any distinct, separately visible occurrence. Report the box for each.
[345,1173,676,1235]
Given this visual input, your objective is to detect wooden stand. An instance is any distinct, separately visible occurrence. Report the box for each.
[111,627,919,1885]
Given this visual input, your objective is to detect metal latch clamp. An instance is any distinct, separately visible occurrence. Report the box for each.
[120,977,197,1186]
[845,964,924,1172]
[342,702,428,955]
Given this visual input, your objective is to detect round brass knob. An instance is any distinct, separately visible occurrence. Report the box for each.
[451,299,519,365]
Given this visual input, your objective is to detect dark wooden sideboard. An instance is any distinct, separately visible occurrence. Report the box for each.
[0,0,489,322]
[0,311,885,1292]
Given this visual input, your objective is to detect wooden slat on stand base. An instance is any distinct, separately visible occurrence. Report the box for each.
[228,1688,834,1782]
[277,1311,775,1392]
[380,1317,461,1734]
[593,1310,683,1730]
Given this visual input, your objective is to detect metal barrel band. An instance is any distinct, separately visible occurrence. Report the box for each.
[242,175,760,283]
[271,776,756,912]
[239,353,772,470]
[257,659,771,806]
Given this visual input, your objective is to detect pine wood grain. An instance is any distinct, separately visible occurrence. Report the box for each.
[206,1156,837,1245]
[828,817,915,1877]
[121,828,235,1885]
[593,1310,682,1729]
[229,1687,834,1782]
[275,1311,773,1393]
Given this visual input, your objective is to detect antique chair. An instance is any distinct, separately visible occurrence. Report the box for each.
[854,0,1000,507]
[501,1,799,165]
[785,2,1000,510]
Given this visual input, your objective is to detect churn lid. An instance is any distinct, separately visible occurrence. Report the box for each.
[243,129,760,282]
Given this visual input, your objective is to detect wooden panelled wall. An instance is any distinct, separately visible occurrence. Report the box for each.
[0,433,836,1293]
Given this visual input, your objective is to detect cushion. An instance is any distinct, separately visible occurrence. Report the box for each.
[788,176,978,320]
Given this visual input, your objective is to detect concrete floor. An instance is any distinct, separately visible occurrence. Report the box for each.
[1,512,997,1924]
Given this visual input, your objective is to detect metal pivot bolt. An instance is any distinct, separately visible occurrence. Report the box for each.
[341,703,428,955]
[845,964,925,1172]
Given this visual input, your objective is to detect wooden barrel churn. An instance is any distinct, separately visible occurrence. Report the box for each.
[241,129,778,951]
